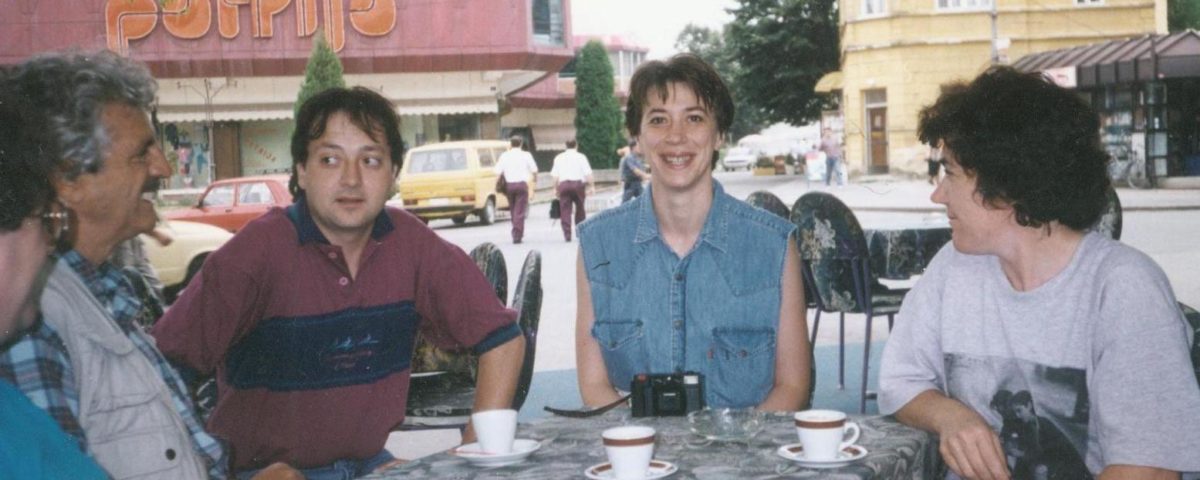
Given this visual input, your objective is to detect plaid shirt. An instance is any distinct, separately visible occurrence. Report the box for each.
[0,251,228,478]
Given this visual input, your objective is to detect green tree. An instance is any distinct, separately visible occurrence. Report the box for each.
[1169,0,1200,31]
[726,0,840,126]
[574,40,622,169]
[295,32,346,120]
[675,24,769,142]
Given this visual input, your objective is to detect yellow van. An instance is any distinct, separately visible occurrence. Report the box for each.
[395,140,511,225]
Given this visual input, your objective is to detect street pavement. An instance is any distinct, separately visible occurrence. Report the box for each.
[386,171,1200,458]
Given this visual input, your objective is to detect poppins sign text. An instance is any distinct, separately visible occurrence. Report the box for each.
[106,0,396,54]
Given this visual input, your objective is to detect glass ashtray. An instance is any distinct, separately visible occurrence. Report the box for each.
[687,407,766,442]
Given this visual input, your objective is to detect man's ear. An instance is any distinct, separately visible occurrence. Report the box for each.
[54,173,86,209]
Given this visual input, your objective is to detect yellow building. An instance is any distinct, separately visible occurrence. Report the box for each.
[824,0,1165,175]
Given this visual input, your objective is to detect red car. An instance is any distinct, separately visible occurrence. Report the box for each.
[166,175,293,233]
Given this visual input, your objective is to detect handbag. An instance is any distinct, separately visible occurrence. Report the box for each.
[495,174,507,194]
[549,199,561,219]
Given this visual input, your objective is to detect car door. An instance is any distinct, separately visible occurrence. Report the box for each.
[195,183,239,231]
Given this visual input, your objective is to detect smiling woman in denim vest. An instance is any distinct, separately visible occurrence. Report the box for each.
[574,54,812,411]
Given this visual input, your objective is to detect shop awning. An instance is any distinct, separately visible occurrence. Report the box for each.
[1013,30,1200,87]
[530,124,576,151]
[395,98,498,116]
[155,98,500,123]
[814,71,843,93]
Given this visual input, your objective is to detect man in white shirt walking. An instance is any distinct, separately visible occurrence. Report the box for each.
[550,139,594,242]
[493,136,539,244]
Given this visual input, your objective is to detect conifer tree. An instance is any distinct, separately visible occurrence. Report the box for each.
[295,32,346,120]
[573,41,622,169]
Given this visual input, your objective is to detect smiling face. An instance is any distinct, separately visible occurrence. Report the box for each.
[296,111,396,243]
[58,102,168,262]
[636,82,723,194]
[930,146,1015,255]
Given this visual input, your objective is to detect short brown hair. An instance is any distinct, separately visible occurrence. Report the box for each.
[624,54,734,139]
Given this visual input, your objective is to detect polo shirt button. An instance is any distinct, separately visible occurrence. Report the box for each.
[165,448,176,460]
[338,277,350,286]
[327,252,338,260]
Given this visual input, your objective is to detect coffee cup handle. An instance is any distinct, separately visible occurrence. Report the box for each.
[840,422,861,448]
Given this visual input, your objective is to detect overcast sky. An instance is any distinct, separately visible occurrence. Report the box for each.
[570,0,738,58]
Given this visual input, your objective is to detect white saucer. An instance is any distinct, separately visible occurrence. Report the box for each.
[584,459,678,479]
[776,443,868,468]
[450,438,541,467]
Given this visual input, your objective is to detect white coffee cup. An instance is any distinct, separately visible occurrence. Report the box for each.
[601,425,656,480]
[794,409,860,461]
[471,408,518,454]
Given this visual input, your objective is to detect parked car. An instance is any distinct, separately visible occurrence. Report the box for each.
[165,174,292,233]
[393,140,511,225]
[721,147,757,171]
[143,220,233,303]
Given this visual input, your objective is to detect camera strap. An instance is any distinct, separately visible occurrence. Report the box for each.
[542,394,630,418]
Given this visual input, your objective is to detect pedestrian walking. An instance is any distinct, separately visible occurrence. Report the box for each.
[619,139,650,203]
[550,139,593,242]
[820,128,844,186]
[494,136,539,243]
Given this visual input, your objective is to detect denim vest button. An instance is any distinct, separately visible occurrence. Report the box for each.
[674,273,684,281]
[673,320,682,329]
[738,350,748,358]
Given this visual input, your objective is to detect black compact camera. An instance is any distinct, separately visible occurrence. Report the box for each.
[630,372,706,417]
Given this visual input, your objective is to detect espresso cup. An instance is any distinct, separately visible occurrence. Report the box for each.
[794,409,860,461]
[471,408,518,454]
[601,425,656,479]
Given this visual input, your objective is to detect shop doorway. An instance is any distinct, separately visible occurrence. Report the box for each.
[864,89,888,173]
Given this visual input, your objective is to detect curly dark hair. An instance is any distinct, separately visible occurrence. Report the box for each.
[289,86,406,197]
[0,88,62,231]
[918,66,1110,231]
[625,53,734,139]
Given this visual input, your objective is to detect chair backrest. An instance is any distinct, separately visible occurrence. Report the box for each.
[470,242,508,304]
[790,192,872,314]
[1180,302,1200,384]
[1089,186,1122,240]
[745,191,791,219]
[510,250,542,410]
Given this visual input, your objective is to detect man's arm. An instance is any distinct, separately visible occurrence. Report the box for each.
[1098,466,1179,480]
[895,390,1011,480]
[462,334,525,444]
[757,240,811,411]
[0,323,86,449]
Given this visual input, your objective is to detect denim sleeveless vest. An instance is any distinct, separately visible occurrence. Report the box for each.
[578,181,795,408]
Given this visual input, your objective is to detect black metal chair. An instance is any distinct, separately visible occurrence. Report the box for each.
[746,191,817,409]
[1181,303,1200,384]
[791,191,907,413]
[402,244,541,429]
[1090,186,1123,240]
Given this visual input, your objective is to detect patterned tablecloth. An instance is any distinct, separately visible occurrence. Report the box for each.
[365,410,940,479]
[864,225,952,280]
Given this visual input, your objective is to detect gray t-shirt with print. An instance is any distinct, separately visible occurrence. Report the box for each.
[880,232,1200,476]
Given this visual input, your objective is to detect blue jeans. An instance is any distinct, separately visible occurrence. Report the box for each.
[824,156,842,185]
[236,449,395,480]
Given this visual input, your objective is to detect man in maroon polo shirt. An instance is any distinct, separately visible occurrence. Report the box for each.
[152,87,525,478]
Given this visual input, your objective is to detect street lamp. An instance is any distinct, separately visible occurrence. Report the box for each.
[175,78,237,183]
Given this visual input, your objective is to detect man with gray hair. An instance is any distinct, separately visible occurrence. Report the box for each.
[0,50,296,480]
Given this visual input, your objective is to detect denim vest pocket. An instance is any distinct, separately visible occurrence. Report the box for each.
[709,327,776,408]
[592,319,646,391]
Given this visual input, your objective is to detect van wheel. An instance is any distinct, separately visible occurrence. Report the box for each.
[479,198,496,225]
[452,216,467,225]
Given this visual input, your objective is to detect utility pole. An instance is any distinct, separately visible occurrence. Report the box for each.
[990,0,1000,64]
[176,78,236,183]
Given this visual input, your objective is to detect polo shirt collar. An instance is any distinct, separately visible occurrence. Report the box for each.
[286,194,395,245]
[632,180,730,254]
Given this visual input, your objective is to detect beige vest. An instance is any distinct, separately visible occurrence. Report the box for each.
[40,262,210,480]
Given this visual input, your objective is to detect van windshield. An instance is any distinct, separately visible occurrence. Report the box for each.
[409,149,468,173]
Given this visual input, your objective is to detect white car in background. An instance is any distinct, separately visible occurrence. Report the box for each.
[143,220,233,302]
[720,147,757,171]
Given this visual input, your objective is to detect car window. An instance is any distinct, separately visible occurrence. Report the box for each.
[201,184,235,208]
[409,148,468,173]
[238,182,273,205]
[477,148,495,168]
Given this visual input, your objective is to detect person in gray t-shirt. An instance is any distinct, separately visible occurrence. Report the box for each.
[879,66,1200,479]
